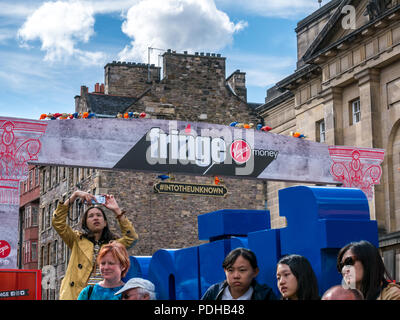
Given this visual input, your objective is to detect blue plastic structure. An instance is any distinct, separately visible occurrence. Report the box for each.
[278,186,378,295]
[129,186,378,299]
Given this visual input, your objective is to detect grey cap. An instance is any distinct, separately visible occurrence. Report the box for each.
[115,277,155,296]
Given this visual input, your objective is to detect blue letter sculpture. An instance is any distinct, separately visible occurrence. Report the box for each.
[128,186,378,299]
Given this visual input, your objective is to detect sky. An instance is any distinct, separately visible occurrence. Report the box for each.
[0,0,324,120]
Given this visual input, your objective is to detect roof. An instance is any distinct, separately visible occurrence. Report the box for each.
[256,86,294,114]
[296,0,342,32]
[303,1,400,63]
[86,93,138,116]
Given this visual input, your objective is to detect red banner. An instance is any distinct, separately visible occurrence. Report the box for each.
[0,269,41,300]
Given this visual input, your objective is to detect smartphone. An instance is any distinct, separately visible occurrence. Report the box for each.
[92,195,106,204]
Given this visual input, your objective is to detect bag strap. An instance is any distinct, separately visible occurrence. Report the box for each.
[87,285,94,300]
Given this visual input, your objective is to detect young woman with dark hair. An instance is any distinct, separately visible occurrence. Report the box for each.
[201,247,277,300]
[276,254,320,300]
[52,190,138,300]
[337,240,400,300]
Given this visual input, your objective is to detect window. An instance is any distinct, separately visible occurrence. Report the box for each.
[41,207,45,231]
[48,167,52,189]
[24,241,30,264]
[31,241,37,262]
[47,243,51,266]
[31,206,38,226]
[29,170,33,190]
[40,245,45,268]
[316,119,326,143]
[46,204,52,229]
[350,99,361,125]
[55,167,59,185]
[35,167,39,186]
[25,206,31,228]
[51,240,58,265]
[42,169,46,192]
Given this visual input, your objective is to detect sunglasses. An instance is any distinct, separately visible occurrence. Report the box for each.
[338,256,358,272]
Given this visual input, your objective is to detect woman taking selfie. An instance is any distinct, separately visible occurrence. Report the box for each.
[201,247,276,300]
[337,240,400,300]
[52,190,138,300]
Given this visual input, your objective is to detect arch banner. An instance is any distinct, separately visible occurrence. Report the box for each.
[0,116,384,268]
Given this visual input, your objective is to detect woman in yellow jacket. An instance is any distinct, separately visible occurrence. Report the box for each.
[52,190,138,300]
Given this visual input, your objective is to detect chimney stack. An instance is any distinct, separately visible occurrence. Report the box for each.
[80,85,88,96]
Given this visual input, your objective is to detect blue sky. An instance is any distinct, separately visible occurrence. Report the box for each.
[0,0,322,120]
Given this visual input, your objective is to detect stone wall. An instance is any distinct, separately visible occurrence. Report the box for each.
[127,51,256,125]
[104,61,161,97]
[99,171,266,256]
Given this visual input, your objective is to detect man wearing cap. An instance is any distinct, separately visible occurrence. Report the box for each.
[115,278,156,300]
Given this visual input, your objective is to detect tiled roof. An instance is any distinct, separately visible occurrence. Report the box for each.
[86,94,138,116]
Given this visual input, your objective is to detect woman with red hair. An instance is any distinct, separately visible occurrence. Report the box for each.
[78,241,130,300]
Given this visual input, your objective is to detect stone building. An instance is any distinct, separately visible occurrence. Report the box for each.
[257,0,400,281]
[38,50,265,299]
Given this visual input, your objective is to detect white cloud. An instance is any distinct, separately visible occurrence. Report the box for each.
[215,0,319,19]
[118,0,247,63]
[83,0,140,14]
[17,0,106,65]
[0,2,39,18]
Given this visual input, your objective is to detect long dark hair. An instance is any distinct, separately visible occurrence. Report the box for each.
[337,240,392,300]
[81,206,117,244]
[278,254,320,300]
[222,248,258,270]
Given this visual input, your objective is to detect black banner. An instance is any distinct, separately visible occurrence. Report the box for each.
[154,181,228,197]
[0,289,29,298]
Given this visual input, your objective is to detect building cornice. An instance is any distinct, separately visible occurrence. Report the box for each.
[305,3,400,64]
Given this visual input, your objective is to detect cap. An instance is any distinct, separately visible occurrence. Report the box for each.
[115,277,155,296]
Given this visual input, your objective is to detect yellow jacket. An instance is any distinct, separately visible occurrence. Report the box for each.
[52,203,138,300]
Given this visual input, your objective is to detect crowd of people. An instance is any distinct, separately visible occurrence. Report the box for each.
[52,190,400,300]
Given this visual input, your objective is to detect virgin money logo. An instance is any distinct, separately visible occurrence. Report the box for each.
[230,140,251,164]
[0,240,11,258]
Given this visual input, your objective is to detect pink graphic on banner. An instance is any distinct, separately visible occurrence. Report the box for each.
[0,118,47,205]
[328,146,385,200]
[0,240,10,258]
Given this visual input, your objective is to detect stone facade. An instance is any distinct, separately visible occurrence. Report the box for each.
[38,50,264,299]
[257,0,400,281]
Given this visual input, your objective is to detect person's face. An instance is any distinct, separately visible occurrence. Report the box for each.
[86,208,107,233]
[340,249,364,289]
[224,255,259,297]
[121,288,150,300]
[276,263,298,300]
[99,252,124,282]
